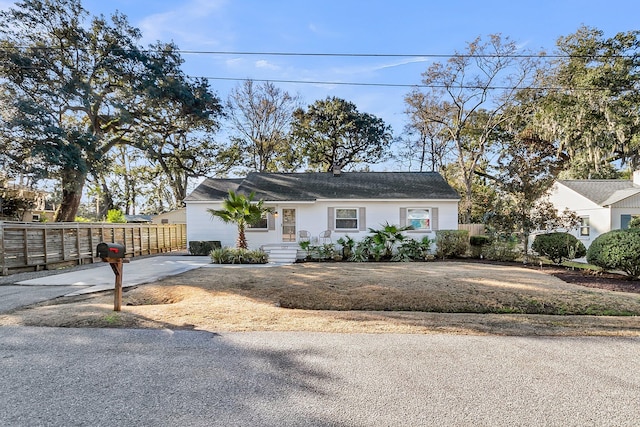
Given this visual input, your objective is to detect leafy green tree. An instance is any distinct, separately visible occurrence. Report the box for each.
[405,34,543,223]
[485,125,568,258]
[208,191,271,249]
[535,26,640,177]
[106,209,126,223]
[0,1,222,221]
[291,97,393,171]
[0,0,145,221]
[224,80,301,173]
[131,47,223,206]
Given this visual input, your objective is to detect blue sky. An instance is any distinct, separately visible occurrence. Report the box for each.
[2,0,640,170]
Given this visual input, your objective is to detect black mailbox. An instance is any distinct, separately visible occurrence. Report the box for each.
[96,242,126,259]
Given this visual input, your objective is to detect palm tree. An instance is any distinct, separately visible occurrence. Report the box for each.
[208,191,271,249]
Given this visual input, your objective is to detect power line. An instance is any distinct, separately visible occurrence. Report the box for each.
[199,76,631,92]
[1,46,637,59]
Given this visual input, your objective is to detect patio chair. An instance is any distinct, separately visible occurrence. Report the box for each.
[298,230,311,242]
[319,229,332,244]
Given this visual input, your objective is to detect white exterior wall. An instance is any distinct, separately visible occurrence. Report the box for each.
[548,183,610,247]
[186,199,459,250]
[611,207,640,229]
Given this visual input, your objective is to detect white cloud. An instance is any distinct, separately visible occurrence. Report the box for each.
[329,57,431,77]
[137,0,229,47]
[255,60,280,71]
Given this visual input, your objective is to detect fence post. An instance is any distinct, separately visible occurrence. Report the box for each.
[0,224,6,276]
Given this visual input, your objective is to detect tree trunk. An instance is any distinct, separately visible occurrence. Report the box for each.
[98,179,115,219]
[54,169,87,222]
[237,223,248,249]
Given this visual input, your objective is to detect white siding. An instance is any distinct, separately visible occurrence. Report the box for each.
[186,199,459,250]
[548,182,610,247]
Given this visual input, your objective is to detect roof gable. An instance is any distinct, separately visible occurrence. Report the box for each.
[558,179,640,206]
[186,172,459,202]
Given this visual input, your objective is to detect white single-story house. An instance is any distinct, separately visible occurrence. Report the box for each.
[184,171,460,255]
[547,170,640,248]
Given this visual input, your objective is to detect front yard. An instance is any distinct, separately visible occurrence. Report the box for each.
[1,262,639,336]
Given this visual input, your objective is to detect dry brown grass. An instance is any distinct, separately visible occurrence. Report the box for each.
[2,262,640,336]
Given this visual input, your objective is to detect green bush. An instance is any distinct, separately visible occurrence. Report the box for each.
[532,232,586,264]
[210,247,267,264]
[469,235,490,258]
[470,235,490,246]
[586,229,640,279]
[394,236,434,261]
[482,240,519,262]
[106,209,126,223]
[308,244,336,261]
[435,230,469,259]
[189,240,222,255]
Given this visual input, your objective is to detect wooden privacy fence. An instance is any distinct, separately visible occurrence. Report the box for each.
[458,223,486,237]
[0,221,187,275]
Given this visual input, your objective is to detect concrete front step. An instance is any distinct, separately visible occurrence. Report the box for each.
[262,245,301,264]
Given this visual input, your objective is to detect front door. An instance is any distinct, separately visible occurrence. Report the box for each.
[282,208,296,242]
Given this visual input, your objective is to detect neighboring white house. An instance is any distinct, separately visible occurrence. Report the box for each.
[152,208,186,225]
[548,170,640,248]
[184,171,460,250]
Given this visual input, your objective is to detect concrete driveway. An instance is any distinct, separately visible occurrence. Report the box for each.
[1,327,639,426]
[0,255,212,313]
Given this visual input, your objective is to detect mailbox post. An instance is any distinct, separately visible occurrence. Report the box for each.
[96,242,130,311]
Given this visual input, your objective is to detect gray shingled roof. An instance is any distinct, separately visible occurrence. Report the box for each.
[559,179,640,206]
[185,172,459,202]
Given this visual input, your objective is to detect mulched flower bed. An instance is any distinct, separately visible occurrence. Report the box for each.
[544,268,640,294]
[455,257,640,294]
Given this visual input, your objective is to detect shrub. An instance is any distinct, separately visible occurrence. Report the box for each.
[394,236,434,261]
[586,229,640,279]
[435,230,469,259]
[469,235,490,258]
[532,232,586,264]
[210,247,267,264]
[308,244,336,261]
[106,209,126,223]
[336,235,356,259]
[189,240,222,255]
[482,240,519,262]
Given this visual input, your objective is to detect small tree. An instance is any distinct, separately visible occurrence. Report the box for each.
[587,229,640,279]
[208,191,271,249]
[106,209,126,223]
[532,232,586,264]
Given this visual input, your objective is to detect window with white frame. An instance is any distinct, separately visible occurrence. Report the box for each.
[335,208,358,229]
[579,216,590,237]
[406,208,431,230]
[247,212,268,230]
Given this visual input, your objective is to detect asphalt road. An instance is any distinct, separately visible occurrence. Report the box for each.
[1,327,639,426]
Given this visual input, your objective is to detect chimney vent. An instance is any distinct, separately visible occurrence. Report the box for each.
[332,165,341,177]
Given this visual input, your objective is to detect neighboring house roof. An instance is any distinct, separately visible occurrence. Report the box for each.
[185,172,459,202]
[558,180,640,206]
[124,214,152,223]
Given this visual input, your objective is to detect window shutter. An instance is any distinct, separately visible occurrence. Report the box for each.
[328,207,335,230]
[431,207,439,231]
[359,207,366,231]
[268,212,276,231]
[399,208,407,227]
